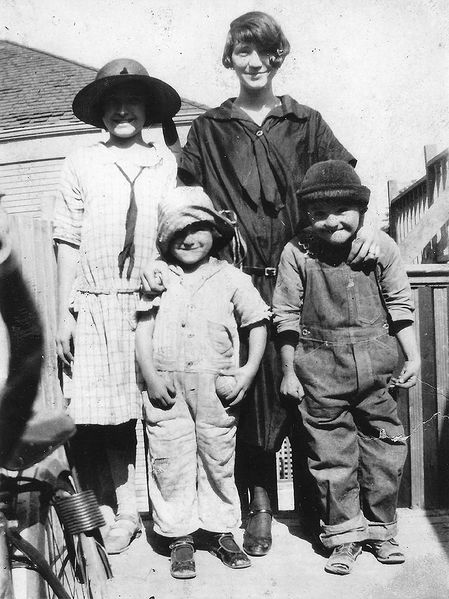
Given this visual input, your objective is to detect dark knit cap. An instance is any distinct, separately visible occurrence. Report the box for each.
[297,160,370,206]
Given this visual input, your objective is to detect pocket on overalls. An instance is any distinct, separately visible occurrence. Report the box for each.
[153,318,178,360]
[207,321,234,358]
[370,333,399,377]
[294,337,326,379]
[354,285,384,325]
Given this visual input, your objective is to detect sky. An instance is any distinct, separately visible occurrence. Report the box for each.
[2,0,449,220]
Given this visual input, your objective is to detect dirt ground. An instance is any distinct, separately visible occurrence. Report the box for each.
[105,508,449,599]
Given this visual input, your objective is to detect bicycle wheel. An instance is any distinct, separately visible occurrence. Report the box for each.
[43,473,111,599]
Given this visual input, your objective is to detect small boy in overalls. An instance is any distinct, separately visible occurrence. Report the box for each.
[135,187,269,579]
[273,160,420,575]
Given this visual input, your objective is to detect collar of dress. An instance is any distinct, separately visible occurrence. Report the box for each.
[94,141,164,168]
[203,95,313,123]
[167,257,229,284]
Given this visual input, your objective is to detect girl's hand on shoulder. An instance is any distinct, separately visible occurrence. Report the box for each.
[146,373,176,409]
[280,372,304,403]
[347,224,380,265]
[390,358,421,389]
[56,311,76,371]
[224,365,257,409]
[141,261,170,294]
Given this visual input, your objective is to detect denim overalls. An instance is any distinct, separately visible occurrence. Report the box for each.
[295,253,407,548]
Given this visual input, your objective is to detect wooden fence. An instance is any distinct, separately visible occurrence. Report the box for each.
[276,264,449,512]
[1,215,151,510]
[397,264,449,509]
[389,145,449,264]
[3,216,449,512]
[2,215,62,410]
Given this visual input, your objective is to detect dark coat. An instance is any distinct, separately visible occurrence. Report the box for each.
[178,95,356,452]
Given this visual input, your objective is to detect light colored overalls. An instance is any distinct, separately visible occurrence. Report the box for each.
[143,259,269,537]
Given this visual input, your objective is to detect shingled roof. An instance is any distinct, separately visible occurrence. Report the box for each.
[0,40,207,135]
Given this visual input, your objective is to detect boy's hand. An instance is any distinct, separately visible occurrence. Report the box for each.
[146,373,176,409]
[280,372,304,403]
[390,359,421,389]
[224,365,257,409]
[141,261,170,294]
[347,224,380,265]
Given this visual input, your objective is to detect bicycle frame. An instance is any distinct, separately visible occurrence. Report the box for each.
[0,511,14,599]
[0,470,112,599]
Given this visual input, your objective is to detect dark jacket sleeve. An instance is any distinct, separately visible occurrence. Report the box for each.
[313,111,357,166]
[178,119,205,186]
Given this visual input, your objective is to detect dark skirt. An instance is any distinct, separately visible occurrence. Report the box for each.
[237,274,294,453]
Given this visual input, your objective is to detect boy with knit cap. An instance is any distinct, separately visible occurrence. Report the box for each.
[135,187,269,579]
[273,160,420,575]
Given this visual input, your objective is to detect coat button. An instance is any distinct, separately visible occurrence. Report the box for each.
[256,130,264,137]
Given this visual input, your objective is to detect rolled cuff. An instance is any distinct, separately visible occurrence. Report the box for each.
[388,308,415,323]
[367,517,398,541]
[240,311,271,329]
[320,513,369,548]
[274,319,300,334]
[137,293,161,312]
[53,230,81,247]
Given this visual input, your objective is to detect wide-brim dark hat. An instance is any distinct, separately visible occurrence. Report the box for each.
[72,58,181,129]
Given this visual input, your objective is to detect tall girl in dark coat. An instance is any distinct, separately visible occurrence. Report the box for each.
[143,11,379,556]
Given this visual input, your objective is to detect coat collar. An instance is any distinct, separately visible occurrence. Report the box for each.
[204,95,313,122]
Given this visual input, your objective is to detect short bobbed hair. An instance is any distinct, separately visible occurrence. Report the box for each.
[222,11,290,69]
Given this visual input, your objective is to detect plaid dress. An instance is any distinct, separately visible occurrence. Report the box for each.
[53,142,177,424]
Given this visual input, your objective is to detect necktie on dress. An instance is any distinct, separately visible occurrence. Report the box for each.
[115,163,145,279]
[233,120,294,213]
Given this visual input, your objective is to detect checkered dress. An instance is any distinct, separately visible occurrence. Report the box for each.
[53,143,177,424]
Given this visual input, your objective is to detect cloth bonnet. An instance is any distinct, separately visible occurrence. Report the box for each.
[157,187,235,260]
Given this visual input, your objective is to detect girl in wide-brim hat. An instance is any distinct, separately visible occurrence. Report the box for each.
[72,58,180,140]
[53,58,180,555]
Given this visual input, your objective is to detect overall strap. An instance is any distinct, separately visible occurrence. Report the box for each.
[115,163,145,279]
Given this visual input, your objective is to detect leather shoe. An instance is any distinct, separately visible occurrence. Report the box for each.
[243,508,272,556]
[169,536,196,579]
[209,533,251,569]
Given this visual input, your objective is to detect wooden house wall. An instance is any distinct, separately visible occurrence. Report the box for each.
[0,159,62,218]
[0,123,192,219]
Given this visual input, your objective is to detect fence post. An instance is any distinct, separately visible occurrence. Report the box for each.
[387,180,399,239]
[424,145,438,166]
